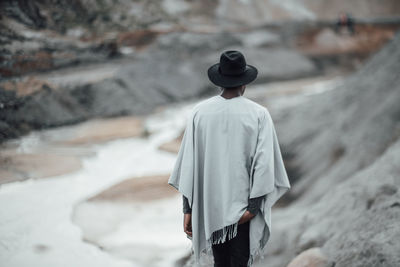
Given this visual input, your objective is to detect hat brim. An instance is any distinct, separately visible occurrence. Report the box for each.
[207,63,258,88]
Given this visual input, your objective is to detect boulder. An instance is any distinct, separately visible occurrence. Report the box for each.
[287,248,334,267]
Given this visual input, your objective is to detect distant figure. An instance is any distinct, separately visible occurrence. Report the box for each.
[335,12,355,35]
[168,51,291,267]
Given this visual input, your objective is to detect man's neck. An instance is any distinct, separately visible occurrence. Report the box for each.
[221,89,242,99]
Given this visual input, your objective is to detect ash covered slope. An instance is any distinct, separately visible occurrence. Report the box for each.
[277,31,400,205]
[259,32,400,266]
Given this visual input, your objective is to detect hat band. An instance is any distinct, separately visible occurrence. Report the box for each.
[218,66,246,76]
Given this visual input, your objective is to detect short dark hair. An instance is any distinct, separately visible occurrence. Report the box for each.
[223,85,242,90]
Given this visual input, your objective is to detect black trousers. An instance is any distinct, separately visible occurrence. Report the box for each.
[211,221,250,267]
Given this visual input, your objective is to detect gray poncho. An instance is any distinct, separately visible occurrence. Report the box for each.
[168,95,291,266]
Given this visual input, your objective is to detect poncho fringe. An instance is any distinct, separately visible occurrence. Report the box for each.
[210,222,238,245]
[192,221,264,267]
[194,230,263,267]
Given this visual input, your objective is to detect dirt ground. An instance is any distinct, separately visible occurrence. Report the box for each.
[296,24,400,55]
[88,174,178,203]
[0,149,84,184]
[0,115,144,185]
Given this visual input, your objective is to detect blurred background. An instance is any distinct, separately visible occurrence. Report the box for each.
[1,1,400,267]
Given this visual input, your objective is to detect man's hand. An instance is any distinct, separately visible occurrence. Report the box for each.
[238,210,256,225]
[183,213,192,237]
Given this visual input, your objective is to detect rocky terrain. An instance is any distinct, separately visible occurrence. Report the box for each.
[250,30,400,267]
[1,1,400,267]
[71,33,400,267]
[177,29,400,267]
[1,0,400,144]
[215,0,400,26]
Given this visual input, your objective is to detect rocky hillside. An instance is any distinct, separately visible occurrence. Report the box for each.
[1,0,399,144]
[216,0,400,26]
[253,30,400,267]
[0,0,171,78]
[2,0,400,78]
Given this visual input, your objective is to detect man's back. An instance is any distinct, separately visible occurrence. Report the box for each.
[194,94,267,173]
[189,94,271,233]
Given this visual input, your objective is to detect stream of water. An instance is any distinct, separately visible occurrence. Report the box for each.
[0,99,198,267]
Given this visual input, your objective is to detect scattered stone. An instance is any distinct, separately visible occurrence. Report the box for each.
[287,248,334,267]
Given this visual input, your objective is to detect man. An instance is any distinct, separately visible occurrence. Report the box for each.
[168,50,291,267]
[335,12,355,35]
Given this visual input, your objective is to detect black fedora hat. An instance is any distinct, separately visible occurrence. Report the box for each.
[207,50,258,88]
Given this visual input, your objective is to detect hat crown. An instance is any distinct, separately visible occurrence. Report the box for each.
[219,51,246,76]
[207,50,257,88]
